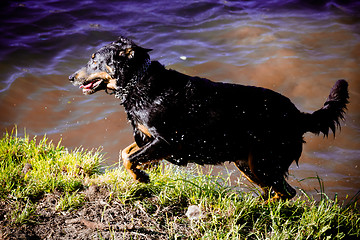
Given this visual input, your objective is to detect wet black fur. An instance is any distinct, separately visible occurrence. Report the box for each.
[69,37,349,199]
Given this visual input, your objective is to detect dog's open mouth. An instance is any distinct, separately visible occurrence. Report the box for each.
[80,79,105,95]
[76,72,118,95]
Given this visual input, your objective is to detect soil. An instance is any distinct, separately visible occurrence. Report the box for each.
[0,185,191,239]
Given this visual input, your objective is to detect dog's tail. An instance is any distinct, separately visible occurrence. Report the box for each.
[302,79,349,137]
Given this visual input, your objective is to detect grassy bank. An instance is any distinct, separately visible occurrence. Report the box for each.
[0,131,359,239]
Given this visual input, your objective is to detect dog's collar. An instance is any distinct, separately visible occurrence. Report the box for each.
[115,58,151,104]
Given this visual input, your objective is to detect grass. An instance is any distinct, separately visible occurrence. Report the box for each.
[0,129,359,239]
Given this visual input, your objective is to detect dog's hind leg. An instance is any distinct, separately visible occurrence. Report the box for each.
[249,153,296,201]
[268,178,296,201]
[234,160,269,197]
[234,155,271,198]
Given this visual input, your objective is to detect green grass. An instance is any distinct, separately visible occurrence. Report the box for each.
[0,129,102,201]
[0,129,359,239]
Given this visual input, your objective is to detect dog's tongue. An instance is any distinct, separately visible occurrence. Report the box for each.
[80,82,93,89]
[80,80,102,89]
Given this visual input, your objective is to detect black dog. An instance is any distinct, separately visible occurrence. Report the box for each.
[69,36,349,200]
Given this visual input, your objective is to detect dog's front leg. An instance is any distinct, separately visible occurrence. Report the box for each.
[121,137,170,183]
[122,142,145,182]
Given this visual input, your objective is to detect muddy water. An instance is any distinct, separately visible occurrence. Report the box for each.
[1,1,359,201]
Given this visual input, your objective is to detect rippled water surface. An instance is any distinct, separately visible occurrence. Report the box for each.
[1,0,359,201]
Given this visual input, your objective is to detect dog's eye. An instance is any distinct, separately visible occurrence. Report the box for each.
[125,48,131,54]
[119,49,134,58]
[91,54,95,59]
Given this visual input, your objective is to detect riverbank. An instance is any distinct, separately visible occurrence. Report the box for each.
[0,131,358,239]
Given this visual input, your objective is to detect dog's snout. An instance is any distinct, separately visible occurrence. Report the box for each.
[69,73,76,82]
[69,67,87,83]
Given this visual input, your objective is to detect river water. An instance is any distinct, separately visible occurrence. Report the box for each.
[1,0,359,201]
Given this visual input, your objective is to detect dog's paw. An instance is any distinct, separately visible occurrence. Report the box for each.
[135,170,150,183]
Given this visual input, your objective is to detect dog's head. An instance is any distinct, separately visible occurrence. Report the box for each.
[69,36,151,98]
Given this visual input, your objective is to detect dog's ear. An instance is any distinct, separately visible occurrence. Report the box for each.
[135,46,152,57]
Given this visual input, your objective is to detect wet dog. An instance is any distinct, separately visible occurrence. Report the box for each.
[69,36,349,200]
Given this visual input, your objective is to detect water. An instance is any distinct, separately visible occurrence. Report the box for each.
[1,0,359,201]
